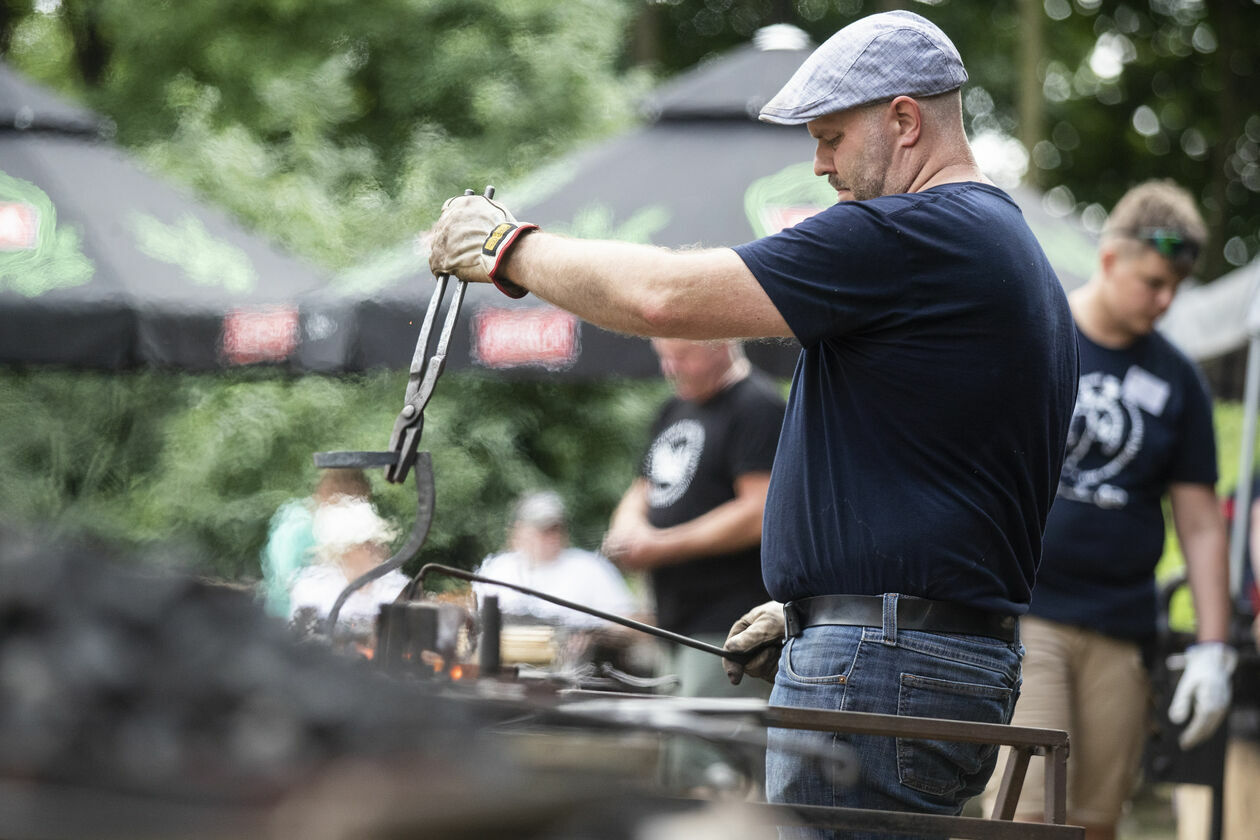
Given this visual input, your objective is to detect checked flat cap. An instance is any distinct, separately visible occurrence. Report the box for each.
[759,10,967,125]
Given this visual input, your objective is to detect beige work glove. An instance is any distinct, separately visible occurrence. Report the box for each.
[1168,641,1238,750]
[427,194,536,298]
[723,600,785,686]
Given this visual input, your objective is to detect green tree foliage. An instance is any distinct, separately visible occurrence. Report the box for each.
[0,369,667,580]
[5,0,647,267]
[1023,0,1260,281]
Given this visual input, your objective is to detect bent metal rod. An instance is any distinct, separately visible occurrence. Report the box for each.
[415,563,780,667]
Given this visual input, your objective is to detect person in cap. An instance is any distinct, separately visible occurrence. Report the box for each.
[428,10,1078,831]
[981,181,1233,840]
[287,497,406,640]
[260,467,373,618]
[474,490,638,628]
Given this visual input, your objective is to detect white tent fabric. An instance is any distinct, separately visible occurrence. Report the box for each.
[1159,258,1260,361]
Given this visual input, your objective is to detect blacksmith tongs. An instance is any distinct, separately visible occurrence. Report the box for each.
[312,186,493,633]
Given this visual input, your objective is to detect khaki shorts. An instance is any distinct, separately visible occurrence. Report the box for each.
[982,615,1151,826]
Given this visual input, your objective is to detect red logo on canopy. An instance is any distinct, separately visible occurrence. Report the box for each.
[221,307,299,365]
[473,306,579,370]
[0,202,39,250]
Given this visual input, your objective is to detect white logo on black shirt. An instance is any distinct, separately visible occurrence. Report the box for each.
[646,419,705,508]
[1058,371,1144,509]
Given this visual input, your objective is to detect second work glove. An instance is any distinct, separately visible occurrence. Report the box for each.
[723,600,785,686]
[1168,641,1237,750]
[427,194,536,298]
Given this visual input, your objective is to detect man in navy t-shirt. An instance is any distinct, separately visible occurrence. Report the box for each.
[428,10,1079,833]
[985,181,1235,838]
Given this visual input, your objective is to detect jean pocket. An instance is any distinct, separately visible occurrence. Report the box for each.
[782,631,860,684]
[895,672,1014,799]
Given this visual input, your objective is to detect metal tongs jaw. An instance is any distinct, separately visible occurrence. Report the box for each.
[310,186,494,635]
[383,264,466,485]
[314,186,492,483]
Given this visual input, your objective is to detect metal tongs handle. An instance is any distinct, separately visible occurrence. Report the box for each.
[385,185,489,484]
[412,563,784,666]
[313,185,491,482]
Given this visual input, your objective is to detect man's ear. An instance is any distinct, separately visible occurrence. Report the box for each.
[1098,242,1120,277]
[890,96,921,147]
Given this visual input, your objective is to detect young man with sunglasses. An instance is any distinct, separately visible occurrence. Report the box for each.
[987,180,1234,840]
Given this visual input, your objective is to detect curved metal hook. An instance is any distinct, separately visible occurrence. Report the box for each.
[324,452,436,635]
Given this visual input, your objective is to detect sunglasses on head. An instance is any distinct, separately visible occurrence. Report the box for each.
[1128,227,1200,265]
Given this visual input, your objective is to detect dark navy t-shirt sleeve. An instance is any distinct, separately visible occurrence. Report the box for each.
[1170,363,1218,486]
[734,201,912,347]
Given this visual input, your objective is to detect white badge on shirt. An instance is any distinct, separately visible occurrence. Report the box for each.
[1121,365,1170,417]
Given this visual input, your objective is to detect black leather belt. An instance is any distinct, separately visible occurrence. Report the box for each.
[783,594,1018,643]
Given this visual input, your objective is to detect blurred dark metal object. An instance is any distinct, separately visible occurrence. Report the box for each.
[376,600,471,677]
[537,697,1080,838]
[310,451,397,469]
[413,562,781,666]
[479,595,502,678]
[0,524,501,833]
[376,601,438,675]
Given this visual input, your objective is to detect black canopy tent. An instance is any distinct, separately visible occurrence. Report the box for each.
[0,63,331,370]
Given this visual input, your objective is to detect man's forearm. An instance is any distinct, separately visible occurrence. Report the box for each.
[1172,483,1231,643]
[1183,530,1231,643]
[646,495,764,565]
[608,479,650,534]
[502,233,791,340]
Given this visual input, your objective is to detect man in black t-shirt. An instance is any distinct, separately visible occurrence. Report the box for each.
[604,338,784,789]
[605,339,782,636]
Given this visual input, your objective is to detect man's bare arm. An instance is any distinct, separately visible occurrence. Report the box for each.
[604,472,771,571]
[503,233,793,340]
[647,471,771,561]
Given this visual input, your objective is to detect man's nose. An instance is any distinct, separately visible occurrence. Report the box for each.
[813,147,833,177]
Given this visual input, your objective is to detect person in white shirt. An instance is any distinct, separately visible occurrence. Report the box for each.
[288,497,406,640]
[474,491,638,628]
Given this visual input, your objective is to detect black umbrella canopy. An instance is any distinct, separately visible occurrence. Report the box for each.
[303,25,1095,379]
[0,63,332,370]
[0,62,102,135]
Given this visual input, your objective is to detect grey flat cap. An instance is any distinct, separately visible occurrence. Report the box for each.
[759,11,967,125]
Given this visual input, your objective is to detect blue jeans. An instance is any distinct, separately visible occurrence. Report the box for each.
[767,595,1023,840]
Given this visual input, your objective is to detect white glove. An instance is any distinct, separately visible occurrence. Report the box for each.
[1168,641,1237,750]
[426,194,536,298]
[723,601,785,686]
